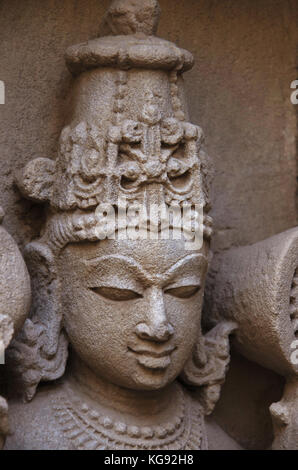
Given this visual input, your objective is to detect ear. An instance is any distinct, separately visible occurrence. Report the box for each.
[24,242,61,355]
[16,157,55,203]
[8,242,68,401]
[181,321,237,415]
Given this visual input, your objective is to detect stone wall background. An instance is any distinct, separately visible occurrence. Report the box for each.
[0,0,297,449]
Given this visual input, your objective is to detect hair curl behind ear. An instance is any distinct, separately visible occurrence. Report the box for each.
[8,242,68,402]
[181,321,237,415]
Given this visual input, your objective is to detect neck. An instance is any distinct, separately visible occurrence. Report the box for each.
[68,353,179,418]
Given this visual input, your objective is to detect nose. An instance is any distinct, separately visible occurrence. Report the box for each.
[135,287,174,342]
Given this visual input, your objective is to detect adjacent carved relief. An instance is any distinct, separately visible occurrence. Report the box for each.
[205,228,298,449]
[0,207,31,448]
[270,378,298,450]
[5,0,236,450]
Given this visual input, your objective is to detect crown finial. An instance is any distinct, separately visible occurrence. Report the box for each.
[103,0,161,36]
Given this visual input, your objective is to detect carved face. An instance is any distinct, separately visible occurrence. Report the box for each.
[59,238,207,391]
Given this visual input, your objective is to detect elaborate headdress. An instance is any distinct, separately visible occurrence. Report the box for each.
[17,0,212,250]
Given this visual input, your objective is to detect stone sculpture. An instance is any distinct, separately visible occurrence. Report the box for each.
[205,228,298,450]
[4,0,240,450]
[0,207,31,449]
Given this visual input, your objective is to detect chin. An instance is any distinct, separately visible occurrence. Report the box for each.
[130,367,176,391]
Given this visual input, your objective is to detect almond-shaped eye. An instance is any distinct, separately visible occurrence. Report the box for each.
[165,285,200,299]
[90,286,143,301]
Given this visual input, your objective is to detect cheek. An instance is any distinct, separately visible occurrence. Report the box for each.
[62,286,143,356]
[165,295,202,352]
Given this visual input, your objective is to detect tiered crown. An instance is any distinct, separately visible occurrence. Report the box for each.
[17,0,212,235]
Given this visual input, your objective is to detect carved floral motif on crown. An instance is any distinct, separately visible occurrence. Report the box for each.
[19,106,206,212]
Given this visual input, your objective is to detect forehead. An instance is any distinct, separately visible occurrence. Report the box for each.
[61,238,206,275]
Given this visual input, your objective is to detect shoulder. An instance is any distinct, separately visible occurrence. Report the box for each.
[4,383,72,450]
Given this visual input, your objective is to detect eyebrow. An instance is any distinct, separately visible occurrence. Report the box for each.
[84,253,207,284]
[164,253,207,277]
[84,254,149,282]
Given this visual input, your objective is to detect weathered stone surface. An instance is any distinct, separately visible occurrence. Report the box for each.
[0,208,31,449]
[0,0,297,451]
[102,0,161,36]
[211,351,285,450]
[0,396,9,451]
[204,228,298,449]
[205,228,298,377]
[270,378,298,450]
[0,214,31,337]
[0,0,296,249]
[5,0,237,450]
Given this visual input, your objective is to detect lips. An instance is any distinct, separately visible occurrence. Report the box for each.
[128,345,176,370]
